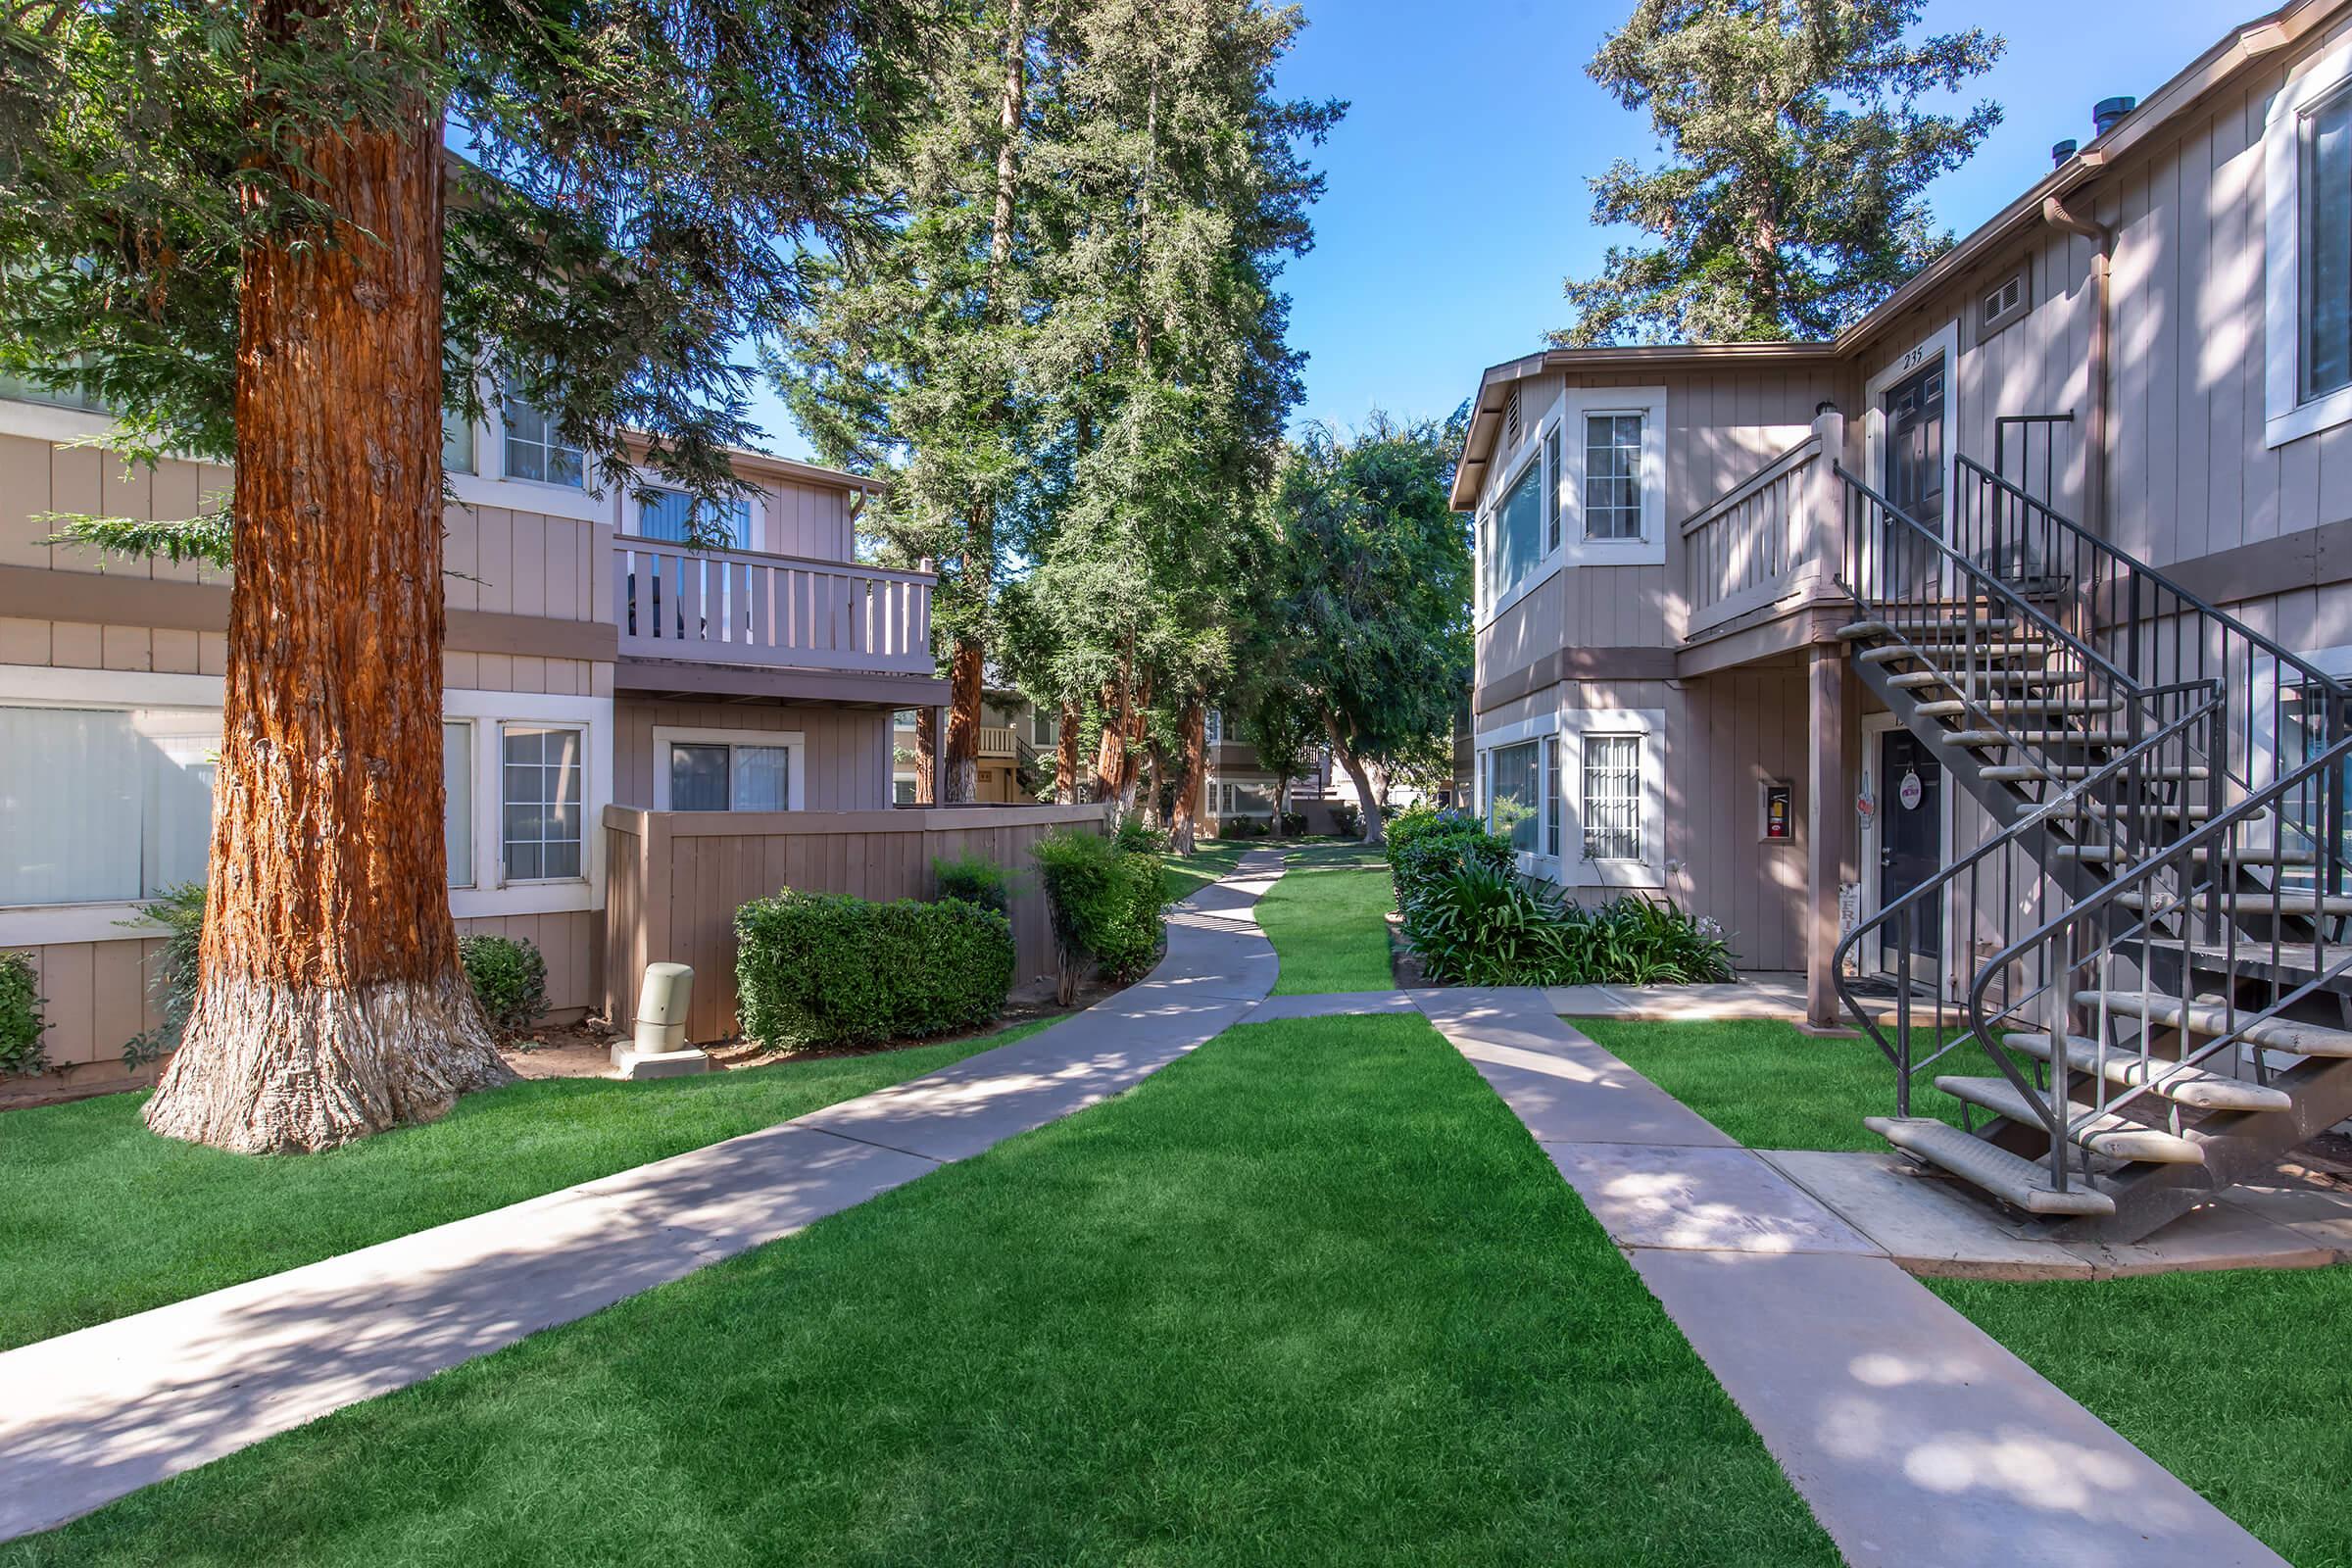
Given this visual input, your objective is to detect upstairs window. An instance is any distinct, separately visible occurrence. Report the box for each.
[1582,413,1645,541]
[501,397,584,488]
[638,487,754,550]
[1482,452,1545,610]
[443,407,475,476]
[2303,84,2352,404]
[2265,44,2352,446]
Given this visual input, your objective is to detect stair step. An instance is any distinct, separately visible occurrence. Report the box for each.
[1944,729,2131,749]
[1857,642,2053,664]
[1933,1075,2206,1163]
[2016,798,2213,822]
[2117,889,2352,917]
[1914,697,2127,718]
[2076,989,2352,1056]
[2003,1032,2294,1111]
[1985,761,2209,783]
[1863,1116,2117,1214]
[1889,668,2085,690]
[2052,842,2316,865]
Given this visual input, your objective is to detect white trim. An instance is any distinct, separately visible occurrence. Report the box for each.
[1557,708,1665,890]
[649,723,808,812]
[1560,386,1668,567]
[0,397,133,449]
[1474,434,1563,629]
[1473,710,1563,878]
[1862,319,1960,539]
[2266,33,2352,450]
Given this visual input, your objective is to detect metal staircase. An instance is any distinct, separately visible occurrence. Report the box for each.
[1829,456,2352,1242]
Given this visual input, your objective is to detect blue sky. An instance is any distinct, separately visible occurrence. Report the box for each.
[743,0,2239,462]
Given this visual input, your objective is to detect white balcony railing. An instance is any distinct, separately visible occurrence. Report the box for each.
[613,537,933,676]
[1679,409,1845,639]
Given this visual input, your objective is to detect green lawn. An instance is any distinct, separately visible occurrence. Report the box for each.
[1932,1269,2352,1568]
[1160,836,1253,903]
[1256,845,1395,994]
[1573,1018,2014,1152]
[9,1014,1837,1567]
[0,1020,1048,1351]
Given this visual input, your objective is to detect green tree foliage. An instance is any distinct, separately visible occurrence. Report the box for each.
[1555,0,2003,345]
[1259,414,1470,845]
[0,0,926,528]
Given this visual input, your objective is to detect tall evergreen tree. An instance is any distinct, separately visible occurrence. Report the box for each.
[0,0,923,1151]
[1554,0,2003,345]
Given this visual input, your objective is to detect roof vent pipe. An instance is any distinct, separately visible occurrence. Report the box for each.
[2092,97,2135,137]
[2051,139,2078,168]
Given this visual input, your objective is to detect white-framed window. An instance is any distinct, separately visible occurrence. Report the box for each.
[0,705,219,906]
[443,405,475,476]
[444,719,474,888]
[635,487,755,551]
[1544,735,1562,858]
[1031,710,1058,748]
[1561,386,1667,564]
[0,368,105,414]
[1487,738,1543,858]
[501,724,585,881]
[1979,269,2030,338]
[2266,37,2352,448]
[649,725,807,813]
[1481,447,1546,612]
[1581,735,1642,861]
[1204,709,1223,747]
[501,396,585,488]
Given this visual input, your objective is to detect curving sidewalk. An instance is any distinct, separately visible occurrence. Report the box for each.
[0,848,1288,1543]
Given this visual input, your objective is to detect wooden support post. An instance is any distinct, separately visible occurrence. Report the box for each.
[1807,640,1846,1028]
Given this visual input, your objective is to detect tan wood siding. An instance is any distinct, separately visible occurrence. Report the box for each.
[613,697,895,810]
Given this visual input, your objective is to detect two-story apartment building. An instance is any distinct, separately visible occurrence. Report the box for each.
[0,375,961,1094]
[1458,0,2352,1024]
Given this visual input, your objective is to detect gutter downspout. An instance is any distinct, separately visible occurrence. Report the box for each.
[2042,192,2113,535]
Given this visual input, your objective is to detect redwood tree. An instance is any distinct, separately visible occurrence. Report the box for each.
[0,0,922,1151]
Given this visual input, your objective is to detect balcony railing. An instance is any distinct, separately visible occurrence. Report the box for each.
[1680,410,1844,639]
[613,537,933,676]
[978,725,1019,758]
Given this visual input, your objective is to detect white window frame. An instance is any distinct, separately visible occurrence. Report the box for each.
[630,485,760,551]
[1471,709,1563,880]
[498,720,590,886]
[1474,385,1566,629]
[1475,705,1666,892]
[649,724,808,813]
[443,718,475,889]
[2267,34,2352,449]
[1561,387,1667,566]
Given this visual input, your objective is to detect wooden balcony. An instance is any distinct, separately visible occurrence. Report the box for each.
[613,537,933,677]
[1681,410,1844,642]
[978,725,1020,758]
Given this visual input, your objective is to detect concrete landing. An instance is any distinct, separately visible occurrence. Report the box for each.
[0,849,1289,1544]
[1410,993,2291,1568]
[1764,1148,2352,1280]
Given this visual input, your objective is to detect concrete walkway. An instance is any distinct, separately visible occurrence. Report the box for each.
[1411,987,2288,1568]
[0,850,1287,1543]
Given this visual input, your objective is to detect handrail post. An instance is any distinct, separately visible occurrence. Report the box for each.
[1808,408,1845,587]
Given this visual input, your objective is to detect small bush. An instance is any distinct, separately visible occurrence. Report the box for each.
[1387,807,1514,942]
[1397,854,1736,988]
[0,952,46,1078]
[1115,818,1171,855]
[121,882,204,1068]
[932,851,1010,914]
[1034,827,1164,1004]
[459,935,550,1038]
[1329,801,1363,839]
[1221,816,1269,839]
[1276,809,1308,836]
[736,889,1014,1049]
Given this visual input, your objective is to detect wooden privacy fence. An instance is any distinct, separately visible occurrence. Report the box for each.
[603,802,1108,1045]
[1680,409,1845,638]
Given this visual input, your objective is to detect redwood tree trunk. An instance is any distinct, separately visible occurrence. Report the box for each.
[913,706,938,804]
[944,634,984,803]
[1055,697,1082,803]
[1093,678,1126,806]
[1169,694,1203,853]
[144,82,511,1153]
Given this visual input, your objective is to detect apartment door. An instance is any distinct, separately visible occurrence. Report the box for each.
[1881,362,1945,531]
[1877,728,1943,981]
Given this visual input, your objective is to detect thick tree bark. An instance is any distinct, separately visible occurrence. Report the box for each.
[1055,697,1082,803]
[144,78,510,1153]
[1169,694,1203,853]
[944,634,984,803]
[913,705,938,804]
[1321,706,1386,848]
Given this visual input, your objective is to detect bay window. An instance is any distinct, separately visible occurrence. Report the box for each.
[2266,42,2352,445]
[1582,735,1642,862]
[1488,739,1542,857]
[1481,452,1545,611]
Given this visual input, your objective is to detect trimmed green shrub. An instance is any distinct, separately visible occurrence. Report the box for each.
[1328,801,1362,839]
[121,882,204,1068]
[1033,827,1164,1004]
[932,851,1010,914]
[1115,818,1171,855]
[459,934,550,1038]
[1387,807,1514,941]
[1276,809,1308,836]
[1221,816,1269,839]
[1399,858,1735,987]
[0,951,46,1078]
[736,889,1014,1049]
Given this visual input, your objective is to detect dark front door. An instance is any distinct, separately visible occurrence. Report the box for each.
[1883,361,1945,531]
[1878,728,1942,979]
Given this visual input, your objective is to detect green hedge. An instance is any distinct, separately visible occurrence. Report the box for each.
[736,889,1015,1049]
[459,934,550,1037]
[1033,828,1163,1001]
[0,951,46,1078]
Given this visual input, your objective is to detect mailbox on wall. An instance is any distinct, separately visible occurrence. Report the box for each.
[1761,781,1793,843]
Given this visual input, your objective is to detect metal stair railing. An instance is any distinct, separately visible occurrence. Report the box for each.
[1833,687,2223,1143]
[1967,731,2352,1191]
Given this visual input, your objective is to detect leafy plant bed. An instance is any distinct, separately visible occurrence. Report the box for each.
[0,1018,1052,1352]
[14,1014,1838,1566]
